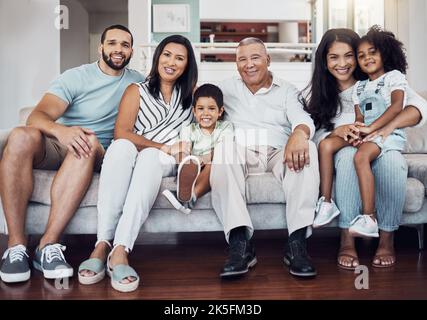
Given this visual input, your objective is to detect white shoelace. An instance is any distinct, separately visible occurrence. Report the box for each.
[350,214,375,226]
[41,244,67,264]
[2,244,28,263]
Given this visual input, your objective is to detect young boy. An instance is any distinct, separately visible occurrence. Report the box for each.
[163,84,234,214]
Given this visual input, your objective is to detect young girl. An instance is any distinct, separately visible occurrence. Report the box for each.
[349,26,408,237]
[163,83,234,214]
[313,26,408,238]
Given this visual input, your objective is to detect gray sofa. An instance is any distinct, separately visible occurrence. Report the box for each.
[1,107,426,249]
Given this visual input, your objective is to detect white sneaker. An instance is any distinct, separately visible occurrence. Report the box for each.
[349,214,379,238]
[313,197,340,228]
[176,155,201,203]
[162,189,192,214]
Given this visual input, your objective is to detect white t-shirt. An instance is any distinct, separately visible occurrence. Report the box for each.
[352,70,407,110]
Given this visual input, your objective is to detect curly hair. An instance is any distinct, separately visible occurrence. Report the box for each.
[301,28,366,131]
[360,25,408,74]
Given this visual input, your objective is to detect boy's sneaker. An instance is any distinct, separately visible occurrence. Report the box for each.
[33,243,74,279]
[177,155,201,203]
[0,244,31,283]
[163,189,195,214]
[349,214,379,238]
[313,196,340,228]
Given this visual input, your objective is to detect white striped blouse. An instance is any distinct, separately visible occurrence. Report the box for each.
[133,81,193,144]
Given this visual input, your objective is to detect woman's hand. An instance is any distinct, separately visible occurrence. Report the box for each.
[363,124,395,143]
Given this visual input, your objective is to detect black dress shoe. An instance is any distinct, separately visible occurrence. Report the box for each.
[283,240,317,277]
[220,240,257,278]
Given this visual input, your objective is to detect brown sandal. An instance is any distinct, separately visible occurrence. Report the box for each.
[337,246,359,270]
[372,255,396,268]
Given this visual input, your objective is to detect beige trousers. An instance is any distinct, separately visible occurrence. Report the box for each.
[210,141,319,242]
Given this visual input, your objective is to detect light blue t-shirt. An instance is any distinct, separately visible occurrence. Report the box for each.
[47,62,144,149]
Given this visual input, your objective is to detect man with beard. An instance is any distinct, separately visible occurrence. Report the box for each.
[0,25,143,283]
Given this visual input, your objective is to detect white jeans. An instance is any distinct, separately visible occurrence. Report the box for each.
[96,139,176,251]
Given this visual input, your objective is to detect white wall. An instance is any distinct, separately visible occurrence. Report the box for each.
[61,0,90,71]
[406,0,427,93]
[200,0,310,22]
[386,0,427,93]
[128,0,151,71]
[0,0,60,129]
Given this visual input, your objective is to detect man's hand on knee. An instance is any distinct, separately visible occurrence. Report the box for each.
[284,129,310,172]
[55,126,95,159]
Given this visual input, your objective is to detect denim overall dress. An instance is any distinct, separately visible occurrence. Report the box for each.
[356,78,406,157]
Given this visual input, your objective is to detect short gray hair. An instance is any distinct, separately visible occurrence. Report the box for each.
[237,37,267,53]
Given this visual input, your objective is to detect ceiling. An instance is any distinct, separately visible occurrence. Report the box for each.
[76,0,128,14]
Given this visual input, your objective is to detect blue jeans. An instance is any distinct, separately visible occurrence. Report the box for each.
[334,147,408,232]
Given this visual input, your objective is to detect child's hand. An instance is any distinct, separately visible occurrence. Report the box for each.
[180,141,192,154]
[166,141,191,156]
[334,124,360,142]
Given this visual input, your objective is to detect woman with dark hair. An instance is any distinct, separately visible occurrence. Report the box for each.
[78,35,198,292]
[303,28,427,270]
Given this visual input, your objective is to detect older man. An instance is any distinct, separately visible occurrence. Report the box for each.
[0,25,144,283]
[211,38,319,278]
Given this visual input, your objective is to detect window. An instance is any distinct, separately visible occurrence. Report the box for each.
[328,0,384,35]
[328,0,348,29]
[354,0,384,35]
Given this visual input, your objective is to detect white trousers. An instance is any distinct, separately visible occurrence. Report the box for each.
[210,141,320,242]
[96,139,176,251]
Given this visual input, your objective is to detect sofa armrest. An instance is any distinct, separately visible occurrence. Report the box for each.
[0,129,11,159]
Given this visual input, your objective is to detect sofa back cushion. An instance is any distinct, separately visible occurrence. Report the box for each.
[404,124,427,153]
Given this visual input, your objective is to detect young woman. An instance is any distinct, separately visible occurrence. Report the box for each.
[303,28,427,269]
[78,35,198,292]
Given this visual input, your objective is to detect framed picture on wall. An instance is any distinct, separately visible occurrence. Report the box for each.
[153,4,190,33]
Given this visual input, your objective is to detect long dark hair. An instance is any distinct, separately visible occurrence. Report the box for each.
[302,29,366,131]
[360,25,407,74]
[147,35,198,109]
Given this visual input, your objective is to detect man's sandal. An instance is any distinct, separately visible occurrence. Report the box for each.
[78,240,112,285]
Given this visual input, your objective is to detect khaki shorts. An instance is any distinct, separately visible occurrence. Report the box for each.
[34,136,104,172]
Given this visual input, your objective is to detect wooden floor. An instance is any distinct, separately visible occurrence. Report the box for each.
[0,227,426,300]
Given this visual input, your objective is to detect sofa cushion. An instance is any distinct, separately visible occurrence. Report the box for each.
[405,154,427,195]
[404,124,427,154]
[30,169,425,213]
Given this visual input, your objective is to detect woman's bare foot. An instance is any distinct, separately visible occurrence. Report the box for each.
[337,229,359,270]
[372,230,396,267]
[109,245,137,284]
[79,241,111,277]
